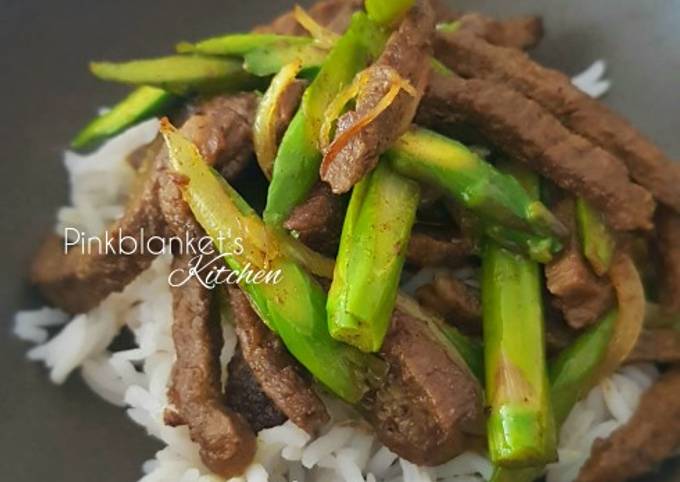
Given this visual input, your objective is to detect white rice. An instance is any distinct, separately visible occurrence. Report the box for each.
[571,60,611,99]
[15,59,651,482]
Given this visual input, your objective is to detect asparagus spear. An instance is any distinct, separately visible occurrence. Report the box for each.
[482,162,557,468]
[177,33,328,77]
[160,119,385,403]
[576,198,616,276]
[490,310,616,482]
[484,223,561,264]
[77,36,310,149]
[263,12,388,226]
[176,33,312,56]
[71,86,177,150]
[385,128,565,248]
[328,163,420,352]
[90,56,260,94]
[243,43,328,77]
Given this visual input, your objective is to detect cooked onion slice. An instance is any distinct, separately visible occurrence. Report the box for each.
[293,5,339,49]
[318,74,366,149]
[253,59,303,180]
[593,251,646,384]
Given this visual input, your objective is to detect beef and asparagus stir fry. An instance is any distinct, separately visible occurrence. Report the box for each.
[32,0,680,480]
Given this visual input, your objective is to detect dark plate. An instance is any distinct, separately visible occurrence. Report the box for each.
[0,0,677,481]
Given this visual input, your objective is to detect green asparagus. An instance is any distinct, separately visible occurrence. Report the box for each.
[490,310,616,482]
[161,119,385,403]
[328,163,420,352]
[71,86,177,150]
[243,43,328,77]
[90,56,260,94]
[576,198,616,276]
[482,163,557,468]
[176,33,311,56]
[385,128,565,247]
[263,12,388,226]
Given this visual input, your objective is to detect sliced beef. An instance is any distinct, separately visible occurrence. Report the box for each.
[577,369,680,482]
[427,0,543,50]
[274,79,307,146]
[406,232,474,268]
[31,143,166,314]
[180,93,258,180]
[418,71,655,231]
[166,256,256,478]
[456,13,543,50]
[320,0,436,193]
[657,208,680,315]
[283,183,345,256]
[31,94,257,314]
[627,329,680,364]
[363,309,484,466]
[415,272,481,334]
[255,0,362,35]
[228,287,329,435]
[435,31,680,212]
[545,199,615,329]
[225,345,288,432]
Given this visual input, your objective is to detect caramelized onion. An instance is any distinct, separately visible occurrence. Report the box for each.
[319,75,366,149]
[293,5,339,49]
[593,251,646,384]
[253,59,303,180]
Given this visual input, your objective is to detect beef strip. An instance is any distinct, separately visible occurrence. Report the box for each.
[180,93,257,180]
[166,256,256,478]
[254,0,362,35]
[406,232,474,268]
[283,183,345,256]
[427,0,543,50]
[320,0,436,193]
[228,287,329,435]
[160,145,328,436]
[274,79,307,145]
[627,329,680,364]
[225,345,288,432]
[456,13,543,50]
[418,71,655,231]
[31,143,166,314]
[577,369,680,482]
[363,309,484,466]
[435,30,680,212]
[415,272,481,334]
[657,208,680,315]
[31,93,257,314]
[545,199,614,329]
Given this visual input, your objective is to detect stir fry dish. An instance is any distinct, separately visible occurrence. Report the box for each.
[24,1,680,481]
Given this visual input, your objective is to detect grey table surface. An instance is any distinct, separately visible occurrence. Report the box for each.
[0,0,678,480]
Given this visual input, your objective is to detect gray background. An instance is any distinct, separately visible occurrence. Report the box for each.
[0,0,678,480]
